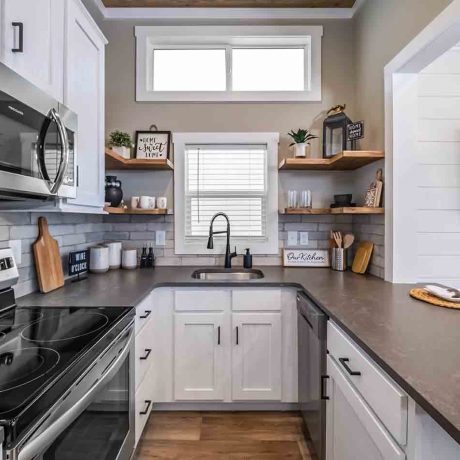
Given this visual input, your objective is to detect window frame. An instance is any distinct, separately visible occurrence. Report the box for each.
[173,132,280,255]
[135,26,323,102]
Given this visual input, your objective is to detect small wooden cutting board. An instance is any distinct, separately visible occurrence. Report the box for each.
[33,217,64,293]
[352,241,374,274]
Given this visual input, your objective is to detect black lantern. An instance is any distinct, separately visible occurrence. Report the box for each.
[323,105,355,158]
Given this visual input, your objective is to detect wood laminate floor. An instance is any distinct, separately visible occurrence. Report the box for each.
[136,411,315,459]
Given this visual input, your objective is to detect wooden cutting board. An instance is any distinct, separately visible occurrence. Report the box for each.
[33,217,64,293]
[352,241,374,274]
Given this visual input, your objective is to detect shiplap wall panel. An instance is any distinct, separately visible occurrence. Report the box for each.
[417,233,460,255]
[417,47,460,287]
[417,142,460,164]
[416,188,460,210]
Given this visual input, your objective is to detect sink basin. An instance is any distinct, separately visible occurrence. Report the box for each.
[191,268,264,281]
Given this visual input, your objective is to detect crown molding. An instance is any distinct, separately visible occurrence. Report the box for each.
[92,0,366,20]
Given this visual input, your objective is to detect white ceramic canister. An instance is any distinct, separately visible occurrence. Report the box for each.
[89,245,109,273]
[122,249,138,269]
[106,241,122,269]
[157,196,167,209]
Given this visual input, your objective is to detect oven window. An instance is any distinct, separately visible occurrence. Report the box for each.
[43,356,130,460]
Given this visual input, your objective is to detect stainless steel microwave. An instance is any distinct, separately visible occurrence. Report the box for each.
[0,62,77,201]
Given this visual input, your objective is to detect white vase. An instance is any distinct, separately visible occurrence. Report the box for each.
[294,143,307,158]
[112,146,131,159]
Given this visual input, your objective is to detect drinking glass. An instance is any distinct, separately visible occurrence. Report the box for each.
[300,190,312,208]
[288,190,298,209]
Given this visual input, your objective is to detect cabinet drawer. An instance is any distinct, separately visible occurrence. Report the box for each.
[327,322,408,445]
[135,320,155,390]
[135,293,154,335]
[174,289,230,311]
[232,288,282,311]
[135,365,154,447]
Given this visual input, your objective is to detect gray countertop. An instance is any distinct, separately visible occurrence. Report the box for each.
[18,266,460,445]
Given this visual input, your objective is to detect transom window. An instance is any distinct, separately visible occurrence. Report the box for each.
[135,26,322,102]
[174,133,279,255]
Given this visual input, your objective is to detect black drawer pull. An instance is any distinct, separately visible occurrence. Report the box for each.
[139,310,151,319]
[339,357,361,376]
[140,400,151,415]
[217,326,221,345]
[321,375,330,400]
[12,22,23,53]
[140,348,152,360]
[236,326,239,345]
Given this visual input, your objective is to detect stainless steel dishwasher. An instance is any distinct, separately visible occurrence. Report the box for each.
[297,292,328,460]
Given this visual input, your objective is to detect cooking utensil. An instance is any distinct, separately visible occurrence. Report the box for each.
[332,231,342,248]
[343,234,355,249]
[33,217,65,293]
[352,241,374,274]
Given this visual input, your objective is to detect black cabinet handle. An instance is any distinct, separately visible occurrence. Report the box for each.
[321,375,330,400]
[139,310,151,319]
[217,326,221,345]
[140,348,152,360]
[236,326,239,345]
[12,22,23,53]
[339,357,361,376]
[140,400,151,415]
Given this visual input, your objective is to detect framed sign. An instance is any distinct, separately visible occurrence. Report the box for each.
[347,121,364,141]
[68,250,89,277]
[135,131,171,159]
[283,249,330,268]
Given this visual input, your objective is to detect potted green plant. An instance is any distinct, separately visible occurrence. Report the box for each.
[288,129,318,158]
[109,130,132,159]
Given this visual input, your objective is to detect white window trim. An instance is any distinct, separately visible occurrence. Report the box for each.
[135,26,323,102]
[173,132,279,256]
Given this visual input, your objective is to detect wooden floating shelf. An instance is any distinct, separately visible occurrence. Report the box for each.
[282,207,384,215]
[279,150,384,171]
[105,148,174,171]
[104,206,169,215]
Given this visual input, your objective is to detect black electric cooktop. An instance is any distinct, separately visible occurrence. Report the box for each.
[0,288,134,443]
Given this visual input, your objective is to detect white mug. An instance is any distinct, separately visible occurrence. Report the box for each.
[89,245,109,273]
[139,196,151,209]
[157,196,167,209]
[130,196,140,209]
[149,197,156,209]
[105,241,122,269]
[122,249,137,269]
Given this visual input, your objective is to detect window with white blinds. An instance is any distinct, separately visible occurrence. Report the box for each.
[174,133,279,255]
[185,145,267,239]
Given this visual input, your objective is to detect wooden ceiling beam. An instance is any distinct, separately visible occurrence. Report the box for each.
[102,0,356,8]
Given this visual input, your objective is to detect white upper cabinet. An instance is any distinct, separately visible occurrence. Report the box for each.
[63,0,106,210]
[0,0,64,101]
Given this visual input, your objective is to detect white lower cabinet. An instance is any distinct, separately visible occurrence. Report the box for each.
[174,312,228,401]
[135,364,154,446]
[232,312,282,401]
[326,355,406,460]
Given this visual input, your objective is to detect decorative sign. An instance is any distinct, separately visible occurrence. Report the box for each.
[68,250,89,277]
[347,121,364,141]
[135,131,171,159]
[283,249,330,268]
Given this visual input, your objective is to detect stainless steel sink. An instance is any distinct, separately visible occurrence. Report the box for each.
[191,268,264,281]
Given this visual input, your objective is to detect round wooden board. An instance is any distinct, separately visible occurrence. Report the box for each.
[410,288,460,310]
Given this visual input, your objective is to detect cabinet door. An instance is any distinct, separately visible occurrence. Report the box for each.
[64,0,106,210]
[326,356,405,460]
[174,312,227,401]
[232,313,282,401]
[1,0,64,101]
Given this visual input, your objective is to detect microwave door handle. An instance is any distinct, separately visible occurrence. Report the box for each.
[17,326,134,460]
[49,108,69,194]
[36,115,52,183]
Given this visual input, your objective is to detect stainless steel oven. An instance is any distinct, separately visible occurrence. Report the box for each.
[0,62,76,201]
[7,321,135,460]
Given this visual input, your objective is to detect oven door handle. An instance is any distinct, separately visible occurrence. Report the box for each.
[17,325,134,460]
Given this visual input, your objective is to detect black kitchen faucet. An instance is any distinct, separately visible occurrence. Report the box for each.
[207,212,237,269]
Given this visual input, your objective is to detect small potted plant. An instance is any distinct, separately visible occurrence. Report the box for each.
[109,130,132,159]
[288,128,318,158]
